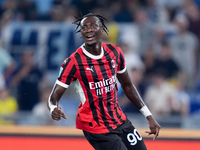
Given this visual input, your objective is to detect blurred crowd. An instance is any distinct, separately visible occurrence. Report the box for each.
[0,0,200,128]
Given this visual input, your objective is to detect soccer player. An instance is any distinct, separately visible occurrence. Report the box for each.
[48,13,161,150]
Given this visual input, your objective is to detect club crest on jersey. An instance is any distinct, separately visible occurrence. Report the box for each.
[111,59,116,68]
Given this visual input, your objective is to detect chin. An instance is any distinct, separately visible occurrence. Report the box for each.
[85,41,97,47]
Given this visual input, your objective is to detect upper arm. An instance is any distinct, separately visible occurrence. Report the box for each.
[48,57,76,107]
[117,69,132,88]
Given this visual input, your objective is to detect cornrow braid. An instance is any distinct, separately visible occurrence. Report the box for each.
[73,13,109,34]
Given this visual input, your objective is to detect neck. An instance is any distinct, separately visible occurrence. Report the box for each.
[84,42,102,55]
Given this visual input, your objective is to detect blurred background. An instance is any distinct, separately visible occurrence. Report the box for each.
[0,0,200,130]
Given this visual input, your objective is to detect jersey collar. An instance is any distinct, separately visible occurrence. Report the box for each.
[81,44,104,59]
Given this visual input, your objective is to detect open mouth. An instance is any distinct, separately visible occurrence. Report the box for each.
[86,35,95,41]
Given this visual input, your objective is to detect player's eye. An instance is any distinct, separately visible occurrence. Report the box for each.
[92,24,98,29]
[81,26,87,31]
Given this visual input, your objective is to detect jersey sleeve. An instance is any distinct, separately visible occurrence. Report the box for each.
[117,46,126,74]
[56,57,77,88]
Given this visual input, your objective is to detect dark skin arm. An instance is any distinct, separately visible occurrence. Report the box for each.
[47,84,67,120]
[117,70,161,140]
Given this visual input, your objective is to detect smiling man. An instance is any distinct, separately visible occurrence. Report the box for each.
[47,13,161,150]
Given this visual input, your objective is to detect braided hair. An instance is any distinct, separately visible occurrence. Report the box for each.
[73,13,109,34]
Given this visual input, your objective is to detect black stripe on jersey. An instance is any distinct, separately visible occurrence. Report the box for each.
[65,64,77,84]
[104,48,124,124]
[103,48,116,77]
[106,44,125,71]
[74,52,100,126]
[105,44,126,123]
[106,44,119,65]
[103,49,119,124]
[119,52,125,71]
[85,55,112,131]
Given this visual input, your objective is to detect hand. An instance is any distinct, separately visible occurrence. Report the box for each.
[51,107,67,121]
[145,116,161,140]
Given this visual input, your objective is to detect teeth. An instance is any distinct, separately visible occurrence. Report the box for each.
[87,35,94,38]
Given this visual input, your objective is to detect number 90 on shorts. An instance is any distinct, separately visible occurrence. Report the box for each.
[127,129,143,146]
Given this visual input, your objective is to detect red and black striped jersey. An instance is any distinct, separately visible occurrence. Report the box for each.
[56,43,127,133]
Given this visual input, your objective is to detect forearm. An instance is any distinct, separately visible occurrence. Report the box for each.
[47,84,66,112]
[117,70,151,117]
[121,82,145,109]
[48,95,58,113]
[122,83,152,119]
[48,94,59,109]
